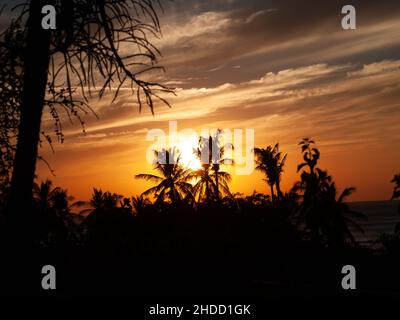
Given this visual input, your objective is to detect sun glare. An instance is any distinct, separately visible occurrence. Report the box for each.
[178,138,202,170]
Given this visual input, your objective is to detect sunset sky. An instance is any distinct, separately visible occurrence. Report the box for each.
[28,0,400,201]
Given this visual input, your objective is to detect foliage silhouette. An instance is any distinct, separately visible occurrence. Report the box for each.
[30,179,84,245]
[293,138,366,248]
[392,173,400,211]
[2,136,396,298]
[80,188,135,248]
[135,149,193,205]
[192,131,233,205]
[254,143,287,206]
[390,173,400,237]
[131,194,151,215]
[0,18,23,193]
[2,0,172,238]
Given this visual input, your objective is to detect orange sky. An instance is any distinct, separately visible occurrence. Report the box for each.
[35,0,400,202]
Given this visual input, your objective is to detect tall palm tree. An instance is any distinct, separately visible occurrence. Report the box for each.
[192,132,232,204]
[135,149,193,205]
[254,143,287,205]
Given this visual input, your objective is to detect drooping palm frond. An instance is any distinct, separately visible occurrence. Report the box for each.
[134,174,163,183]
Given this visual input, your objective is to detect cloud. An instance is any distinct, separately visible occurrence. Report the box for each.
[157,11,231,48]
[42,59,400,149]
[347,60,400,77]
[245,9,277,24]
[208,65,223,72]
[153,0,400,88]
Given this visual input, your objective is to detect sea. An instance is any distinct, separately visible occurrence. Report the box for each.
[349,200,399,248]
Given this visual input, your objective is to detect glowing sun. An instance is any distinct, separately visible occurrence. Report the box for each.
[178,138,202,170]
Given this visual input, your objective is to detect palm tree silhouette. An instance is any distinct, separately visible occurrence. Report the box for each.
[192,132,232,204]
[33,179,61,212]
[191,166,232,205]
[131,195,151,215]
[33,179,83,214]
[254,144,287,205]
[88,188,122,213]
[293,138,365,247]
[32,179,85,243]
[323,184,366,247]
[295,173,365,247]
[135,148,193,205]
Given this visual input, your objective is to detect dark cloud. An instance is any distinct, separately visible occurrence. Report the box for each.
[156,0,400,87]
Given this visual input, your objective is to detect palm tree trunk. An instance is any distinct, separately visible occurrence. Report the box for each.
[215,170,219,202]
[270,184,276,206]
[205,182,209,203]
[7,0,53,239]
[276,180,282,201]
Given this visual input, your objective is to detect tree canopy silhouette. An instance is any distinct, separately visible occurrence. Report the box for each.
[192,132,233,204]
[392,173,400,215]
[135,149,193,205]
[254,144,287,206]
[392,174,400,200]
[293,138,365,247]
[1,0,172,235]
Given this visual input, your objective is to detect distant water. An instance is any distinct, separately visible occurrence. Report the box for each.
[349,201,399,246]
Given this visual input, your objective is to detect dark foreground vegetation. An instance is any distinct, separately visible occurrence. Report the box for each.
[1,138,399,300]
